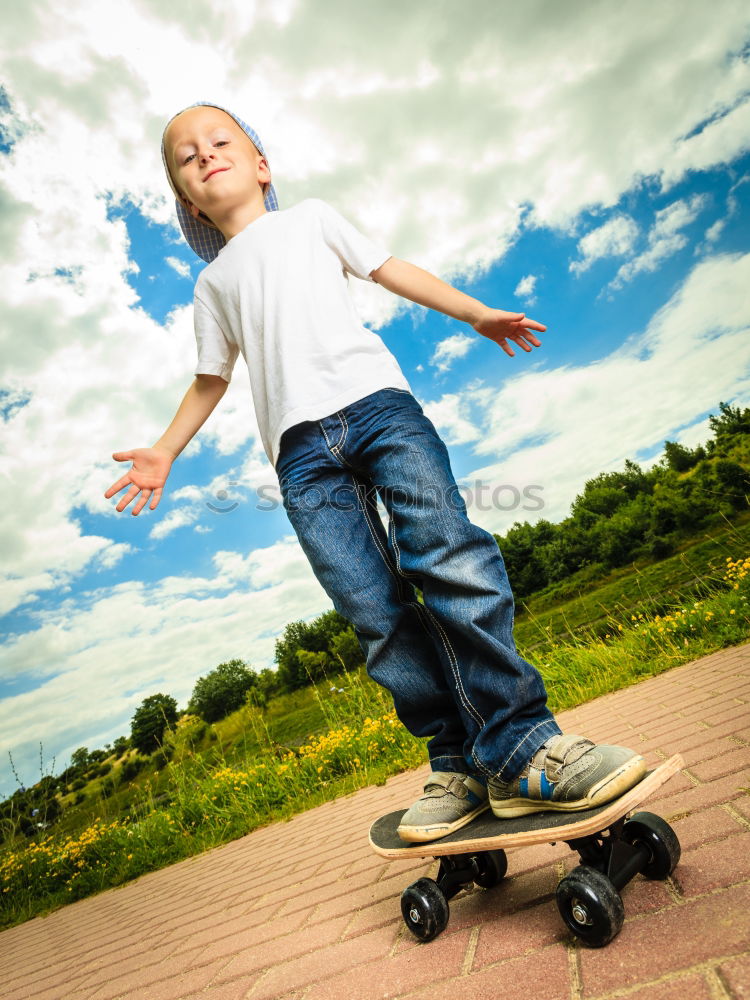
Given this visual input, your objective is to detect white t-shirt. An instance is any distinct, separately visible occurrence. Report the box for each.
[192,197,411,467]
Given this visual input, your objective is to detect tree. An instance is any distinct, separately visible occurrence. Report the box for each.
[275,609,353,691]
[330,627,364,670]
[714,460,750,510]
[709,401,750,442]
[130,694,178,755]
[188,659,259,723]
[70,747,90,771]
[663,440,701,473]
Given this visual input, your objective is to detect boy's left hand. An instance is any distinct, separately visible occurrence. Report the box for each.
[472,308,546,357]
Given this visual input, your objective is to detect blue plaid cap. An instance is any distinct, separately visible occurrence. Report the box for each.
[161,101,279,263]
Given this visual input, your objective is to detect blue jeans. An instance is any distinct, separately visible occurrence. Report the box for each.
[275,388,561,781]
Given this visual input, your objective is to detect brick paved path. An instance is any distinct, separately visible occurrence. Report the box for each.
[2,644,750,1000]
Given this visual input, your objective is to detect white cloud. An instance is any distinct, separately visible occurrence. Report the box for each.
[149,505,202,540]
[436,251,750,534]
[165,256,191,279]
[423,393,481,447]
[430,332,476,373]
[570,215,639,275]
[514,274,537,302]
[610,193,709,289]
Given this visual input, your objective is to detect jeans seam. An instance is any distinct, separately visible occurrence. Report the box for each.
[354,481,421,608]
[387,516,422,581]
[319,417,351,474]
[331,411,349,456]
[422,605,486,732]
[493,720,554,780]
[375,476,486,737]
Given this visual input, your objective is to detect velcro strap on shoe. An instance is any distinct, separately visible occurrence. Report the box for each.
[545,734,594,768]
[423,772,484,800]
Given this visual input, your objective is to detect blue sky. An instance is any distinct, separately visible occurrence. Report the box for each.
[1,0,749,795]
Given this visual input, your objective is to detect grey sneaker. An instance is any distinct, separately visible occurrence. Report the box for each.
[397,772,489,843]
[488,734,647,819]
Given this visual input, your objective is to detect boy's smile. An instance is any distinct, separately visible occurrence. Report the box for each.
[164,105,271,240]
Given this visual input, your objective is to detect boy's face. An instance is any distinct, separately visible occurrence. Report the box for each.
[164,106,271,224]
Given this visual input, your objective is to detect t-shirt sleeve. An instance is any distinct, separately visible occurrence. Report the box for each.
[314,198,392,282]
[193,292,240,382]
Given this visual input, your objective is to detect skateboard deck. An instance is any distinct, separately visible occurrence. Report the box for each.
[370,753,684,858]
[368,754,684,947]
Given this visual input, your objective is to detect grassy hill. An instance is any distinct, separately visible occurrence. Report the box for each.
[19,510,747,847]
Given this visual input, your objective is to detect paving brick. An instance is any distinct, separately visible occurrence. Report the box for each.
[395,943,570,1000]
[86,955,232,1000]
[678,737,743,769]
[731,794,750,823]
[648,770,750,817]
[469,897,564,967]
[301,864,433,925]
[719,953,750,999]
[304,928,471,1000]
[503,839,568,875]
[234,924,396,999]
[341,893,405,939]
[611,972,714,1000]
[670,804,745,850]
[675,830,750,896]
[688,746,750,782]
[179,980,254,1000]
[578,883,750,995]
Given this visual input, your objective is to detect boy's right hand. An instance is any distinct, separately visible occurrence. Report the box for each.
[104,446,175,515]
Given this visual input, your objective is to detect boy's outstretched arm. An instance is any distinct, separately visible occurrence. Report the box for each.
[104,374,228,516]
[370,257,546,357]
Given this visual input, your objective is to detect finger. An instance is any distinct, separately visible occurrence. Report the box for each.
[104,474,132,499]
[515,332,542,349]
[150,487,163,510]
[132,490,152,516]
[513,318,546,333]
[499,338,515,358]
[112,451,133,462]
[512,338,533,353]
[115,485,140,512]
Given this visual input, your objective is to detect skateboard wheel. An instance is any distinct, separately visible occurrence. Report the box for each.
[556,866,624,947]
[400,878,449,942]
[622,811,681,879]
[473,850,508,889]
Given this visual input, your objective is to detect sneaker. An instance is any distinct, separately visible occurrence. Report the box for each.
[488,734,647,819]
[397,772,489,843]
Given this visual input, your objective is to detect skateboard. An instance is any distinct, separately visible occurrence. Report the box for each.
[369,753,684,947]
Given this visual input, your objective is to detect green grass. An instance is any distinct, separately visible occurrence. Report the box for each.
[1,544,748,931]
[514,513,750,653]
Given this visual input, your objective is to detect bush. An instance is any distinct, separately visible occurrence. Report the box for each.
[130,694,178,755]
[119,757,146,783]
[188,660,259,723]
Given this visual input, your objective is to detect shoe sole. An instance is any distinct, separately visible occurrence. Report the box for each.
[489,755,647,819]
[397,801,491,843]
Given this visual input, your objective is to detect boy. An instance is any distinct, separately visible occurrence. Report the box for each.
[105,102,646,843]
